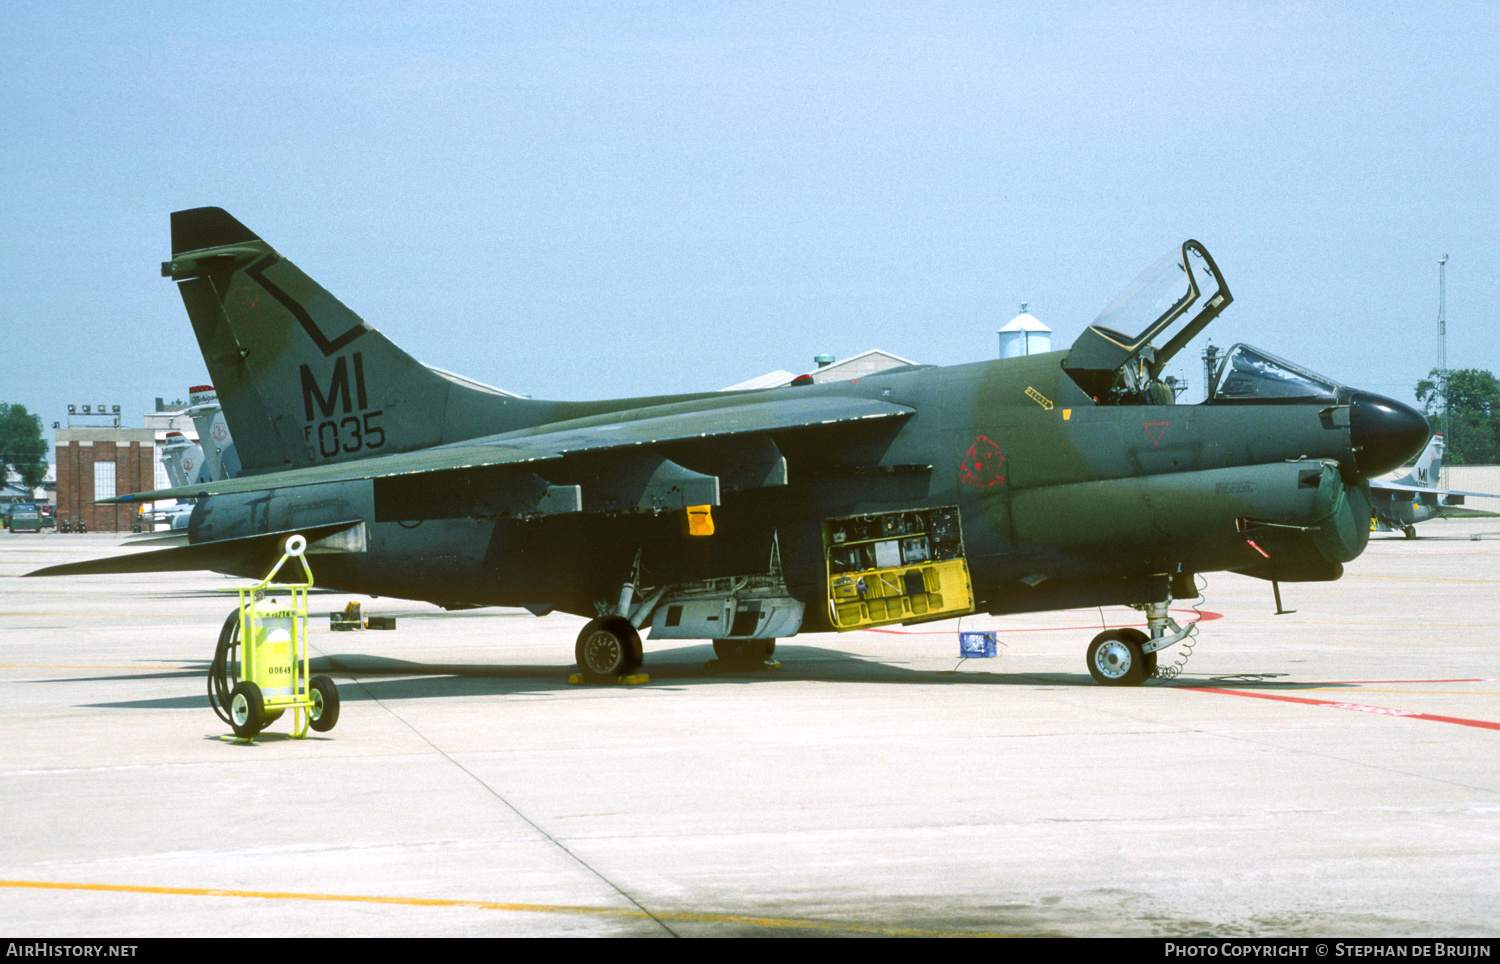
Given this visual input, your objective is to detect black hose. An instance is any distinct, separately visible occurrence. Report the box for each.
[207,607,240,726]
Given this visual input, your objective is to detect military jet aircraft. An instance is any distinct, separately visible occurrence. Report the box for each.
[30,208,1431,687]
[182,385,242,482]
[160,430,208,489]
[1368,434,1494,538]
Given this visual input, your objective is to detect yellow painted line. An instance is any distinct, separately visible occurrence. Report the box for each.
[0,880,1012,937]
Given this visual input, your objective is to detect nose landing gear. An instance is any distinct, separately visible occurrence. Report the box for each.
[1085,597,1197,686]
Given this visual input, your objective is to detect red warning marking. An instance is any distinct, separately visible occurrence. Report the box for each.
[1187,687,1500,731]
[1143,421,1170,445]
[866,609,1223,635]
[959,435,1006,488]
[1245,539,1270,558]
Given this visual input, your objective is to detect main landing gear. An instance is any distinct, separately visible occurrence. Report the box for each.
[574,616,644,683]
[1085,599,1194,686]
[573,552,662,684]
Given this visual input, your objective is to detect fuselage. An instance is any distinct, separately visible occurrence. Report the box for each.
[189,345,1411,630]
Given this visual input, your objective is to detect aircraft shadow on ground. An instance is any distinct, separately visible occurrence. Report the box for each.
[77,644,1358,711]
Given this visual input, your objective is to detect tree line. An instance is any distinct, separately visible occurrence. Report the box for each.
[1415,369,1500,465]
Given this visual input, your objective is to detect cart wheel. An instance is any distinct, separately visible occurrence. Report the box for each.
[309,676,340,732]
[229,681,265,738]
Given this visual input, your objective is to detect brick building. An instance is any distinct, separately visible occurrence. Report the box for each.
[55,427,155,532]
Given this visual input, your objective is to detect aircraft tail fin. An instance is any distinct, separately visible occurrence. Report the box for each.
[1392,433,1444,488]
[163,208,541,476]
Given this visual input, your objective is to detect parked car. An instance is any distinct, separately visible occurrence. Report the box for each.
[8,503,44,533]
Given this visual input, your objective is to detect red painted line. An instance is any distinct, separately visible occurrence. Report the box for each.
[867,609,1222,636]
[1187,687,1500,731]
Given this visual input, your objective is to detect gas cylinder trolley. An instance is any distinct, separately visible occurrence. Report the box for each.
[208,534,340,740]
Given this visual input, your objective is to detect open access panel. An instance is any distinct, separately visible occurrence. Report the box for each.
[824,506,974,629]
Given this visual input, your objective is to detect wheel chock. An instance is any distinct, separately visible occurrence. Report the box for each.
[567,672,651,686]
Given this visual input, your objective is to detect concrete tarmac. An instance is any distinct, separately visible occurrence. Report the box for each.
[2,522,1498,937]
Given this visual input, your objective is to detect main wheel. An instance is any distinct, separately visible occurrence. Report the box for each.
[1086,629,1149,686]
[712,639,776,665]
[1404,525,1417,539]
[575,617,642,682]
[229,681,265,737]
[308,676,340,732]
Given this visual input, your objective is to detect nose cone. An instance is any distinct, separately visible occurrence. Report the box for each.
[1350,391,1430,478]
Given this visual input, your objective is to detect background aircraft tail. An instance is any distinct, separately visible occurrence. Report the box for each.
[163,207,546,475]
[1390,433,1444,488]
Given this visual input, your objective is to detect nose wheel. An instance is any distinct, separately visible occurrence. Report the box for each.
[1086,628,1151,686]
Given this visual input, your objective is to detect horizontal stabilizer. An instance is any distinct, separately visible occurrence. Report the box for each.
[25,521,364,578]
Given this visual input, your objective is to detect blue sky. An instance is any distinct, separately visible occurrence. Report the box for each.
[3,1,1496,434]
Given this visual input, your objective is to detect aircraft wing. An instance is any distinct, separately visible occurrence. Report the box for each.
[104,394,913,520]
[1368,479,1500,498]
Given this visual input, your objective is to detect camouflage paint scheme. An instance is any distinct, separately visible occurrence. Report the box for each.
[31,209,1431,684]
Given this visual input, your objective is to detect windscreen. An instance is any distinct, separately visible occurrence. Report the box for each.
[1212,344,1341,401]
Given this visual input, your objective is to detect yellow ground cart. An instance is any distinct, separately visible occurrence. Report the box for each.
[208,535,340,739]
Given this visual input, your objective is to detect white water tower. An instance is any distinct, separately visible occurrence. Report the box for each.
[998,304,1052,358]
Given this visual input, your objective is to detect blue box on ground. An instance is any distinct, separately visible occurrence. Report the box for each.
[959,631,998,658]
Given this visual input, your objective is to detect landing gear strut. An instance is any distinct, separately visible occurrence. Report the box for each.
[573,550,663,683]
[1085,598,1194,686]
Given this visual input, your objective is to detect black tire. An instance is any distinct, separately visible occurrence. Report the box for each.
[308,676,340,732]
[1118,628,1156,678]
[229,681,265,737]
[1404,525,1417,539]
[712,639,776,664]
[575,617,642,682]
[1086,629,1149,686]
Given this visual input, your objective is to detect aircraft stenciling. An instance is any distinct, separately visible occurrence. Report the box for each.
[299,353,385,459]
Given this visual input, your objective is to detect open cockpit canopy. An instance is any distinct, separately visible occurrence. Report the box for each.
[1062,240,1232,404]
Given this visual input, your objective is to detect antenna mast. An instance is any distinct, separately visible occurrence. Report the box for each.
[1438,254,1448,487]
